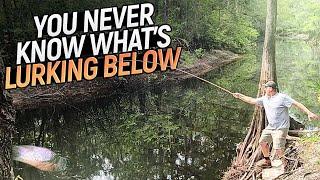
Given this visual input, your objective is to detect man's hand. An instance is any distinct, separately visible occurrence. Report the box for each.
[308,112,320,121]
[232,93,257,105]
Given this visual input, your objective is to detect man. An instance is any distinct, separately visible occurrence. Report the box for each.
[232,81,319,170]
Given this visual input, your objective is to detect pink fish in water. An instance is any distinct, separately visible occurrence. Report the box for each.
[13,145,67,172]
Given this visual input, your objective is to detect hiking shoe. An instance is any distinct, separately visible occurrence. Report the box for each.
[256,159,272,168]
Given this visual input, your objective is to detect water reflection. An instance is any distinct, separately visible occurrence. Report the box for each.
[14,76,253,179]
[276,39,320,122]
[11,39,318,179]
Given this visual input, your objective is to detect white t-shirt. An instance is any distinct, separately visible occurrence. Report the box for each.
[256,93,294,130]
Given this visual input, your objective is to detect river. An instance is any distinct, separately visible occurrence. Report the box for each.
[13,39,320,179]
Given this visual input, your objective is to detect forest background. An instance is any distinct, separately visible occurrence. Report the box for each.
[1,0,320,179]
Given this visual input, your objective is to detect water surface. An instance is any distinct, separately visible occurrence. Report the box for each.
[15,39,319,180]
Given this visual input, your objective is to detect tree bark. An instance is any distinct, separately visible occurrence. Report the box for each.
[239,0,277,167]
[0,54,16,179]
[1,1,16,176]
[224,0,277,179]
[260,0,277,84]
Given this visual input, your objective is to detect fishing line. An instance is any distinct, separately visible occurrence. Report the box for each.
[174,68,233,95]
[129,59,234,95]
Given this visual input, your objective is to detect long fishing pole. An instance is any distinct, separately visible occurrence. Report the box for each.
[174,68,234,95]
[133,59,234,95]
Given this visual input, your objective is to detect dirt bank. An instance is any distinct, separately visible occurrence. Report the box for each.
[9,49,241,110]
[280,134,320,180]
[223,129,320,180]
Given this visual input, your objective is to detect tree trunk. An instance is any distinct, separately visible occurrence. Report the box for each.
[239,0,277,169]
[262,0,277,82]
[1,1,16,176]
[224,0,277,179]
[0,55,16,179]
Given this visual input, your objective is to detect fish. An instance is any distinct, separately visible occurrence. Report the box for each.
[13,145,67,172]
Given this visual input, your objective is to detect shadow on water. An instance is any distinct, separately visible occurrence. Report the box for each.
[13,51,262,179]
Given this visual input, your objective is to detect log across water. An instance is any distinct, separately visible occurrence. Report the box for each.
[9,49,240,110]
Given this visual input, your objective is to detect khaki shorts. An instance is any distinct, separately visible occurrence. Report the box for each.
[258,128,289,149]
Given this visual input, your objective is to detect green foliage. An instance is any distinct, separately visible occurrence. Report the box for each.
[276,40,320,121]
[179,48,206,67]
[180,51,197,67]
[210,53,259,106]
[208,13,258,53]
[317,83,320,105]
[0,0,261,56]
[195,48,205,59]
[278,0,320,44]
[165,0,260,53]
[300,133,320,143]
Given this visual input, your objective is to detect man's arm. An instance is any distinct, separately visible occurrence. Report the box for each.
[232,93,258,105]
[292,100,320,120]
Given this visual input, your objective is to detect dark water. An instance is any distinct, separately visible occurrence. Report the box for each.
[14,49,262,179]
[12,39,319,180]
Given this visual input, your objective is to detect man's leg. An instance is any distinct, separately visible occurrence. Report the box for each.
[260,141,270,158]
[257,129,272,167]
[275,149,284,158]
[276,149,287,168]
[273,129,289,170]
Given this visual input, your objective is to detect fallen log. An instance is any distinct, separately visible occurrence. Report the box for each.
[288,129,320,137]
